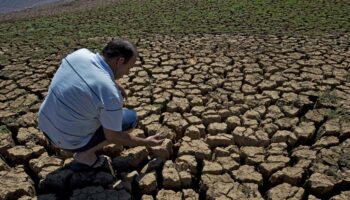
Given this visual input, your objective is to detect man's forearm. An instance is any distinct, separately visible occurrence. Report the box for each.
[114,80,123,90]
[104,128,149,147]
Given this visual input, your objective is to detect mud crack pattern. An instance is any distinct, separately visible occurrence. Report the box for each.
[0,33,350,199]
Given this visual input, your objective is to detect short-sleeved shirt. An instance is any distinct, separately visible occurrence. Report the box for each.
[38,48,123,150]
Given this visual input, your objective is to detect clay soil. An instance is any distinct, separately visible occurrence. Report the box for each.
[0,1,350,200]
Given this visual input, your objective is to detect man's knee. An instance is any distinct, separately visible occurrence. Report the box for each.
[122,108,138,131]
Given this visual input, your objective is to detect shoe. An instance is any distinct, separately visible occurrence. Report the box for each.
[68,155,107,172]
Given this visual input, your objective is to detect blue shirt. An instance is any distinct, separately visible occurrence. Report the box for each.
[38,48,123,149]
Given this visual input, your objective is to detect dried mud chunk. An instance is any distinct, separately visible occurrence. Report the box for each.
[102,143,123,157]
[243,109,261,120]
[282,106,299,117]
[156,189,182,200]
[313,136,339,149]
[266,154,290,164]
[307,194,320,200]
[141,195,154,200]
[263,123,279,137]
[271,130,297,147]
[183,113,202,125]
[232,127,269,147]
[189,96,204,107]
[162,160,181,190]
[202,160,223,175]
[217,109,231,120]
[267,183,304,200]
[275,117,299,129]
[317,118,341,137]
[232,165,263,185]
[267,142,288,155]
[340,119,350,138]
[113,146,149,170]
[304,109,327,123]
[216,156,239,172]
[140,158,163,174]
[241,116,259,129]
[291,146,317,162]
[149,139,173,160]
[6,145,45,164]
[71,186,130,200]
[240,146,265,165]
[205,133,234,148]
[137,171,158,194]
[200,173,235,199]
[330,191,350,200]
[175,155,197,175]
[266,105,284,119]
[244,74,263,86]
[29,153,63,179]
[201,173,262,200]
[315,147,342,167]
[295,159,313,170]
[152,125,177,140]
[308,172,335,195]
[294,122,316,144]
[166,97,190,113]
[184,125,201,139]
[0,157,9,171]
[178,137,211,160]
[226,116,241,131]
[0,125,15,155]
[191,106,206,117]
[226,183,262,200]
[17,127,45,145]
[207,122,227,135]
[19,194,57,200]
[0,166,35,199]
[178,170,192,188]
[139,114,160,129]
[242,84,257,94]
[259,80,277,90]
[202,114,221,126]
[183,189,199,200]
[145,122,163,136]
[259,162,286,178]
[270,167,304,185]
[18,112,37,127]
[163,112,189,137]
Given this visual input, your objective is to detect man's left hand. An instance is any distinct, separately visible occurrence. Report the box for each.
[115,81,128,100]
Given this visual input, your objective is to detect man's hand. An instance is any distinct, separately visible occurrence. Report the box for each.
[115,80,128,100]
[145,134,165,146]
[119,87,128,100]
[104,128,164,147]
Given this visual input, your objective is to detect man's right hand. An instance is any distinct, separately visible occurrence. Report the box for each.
[145,134,165,146]
[104,128,165,147]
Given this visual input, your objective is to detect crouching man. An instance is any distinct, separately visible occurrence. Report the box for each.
[38,39,164,171]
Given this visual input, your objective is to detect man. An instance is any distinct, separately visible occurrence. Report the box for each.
[38,39,164,171]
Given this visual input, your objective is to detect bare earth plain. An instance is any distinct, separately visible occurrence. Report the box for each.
[0,1,350,200]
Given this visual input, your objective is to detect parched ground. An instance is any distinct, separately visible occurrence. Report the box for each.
[1,33,350,200]
[0,0,350,200]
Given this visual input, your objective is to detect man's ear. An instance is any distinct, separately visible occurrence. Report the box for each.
[117,57,125,65]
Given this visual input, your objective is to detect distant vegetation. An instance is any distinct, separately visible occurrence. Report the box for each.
[0,0,349,63]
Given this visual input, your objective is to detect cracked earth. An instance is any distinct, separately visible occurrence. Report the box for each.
[0,33,350,199]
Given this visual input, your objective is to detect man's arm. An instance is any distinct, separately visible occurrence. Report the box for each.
[115,80,127,99]
[103,127,164,147]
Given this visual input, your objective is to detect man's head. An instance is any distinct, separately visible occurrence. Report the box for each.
[102,39,137,79]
